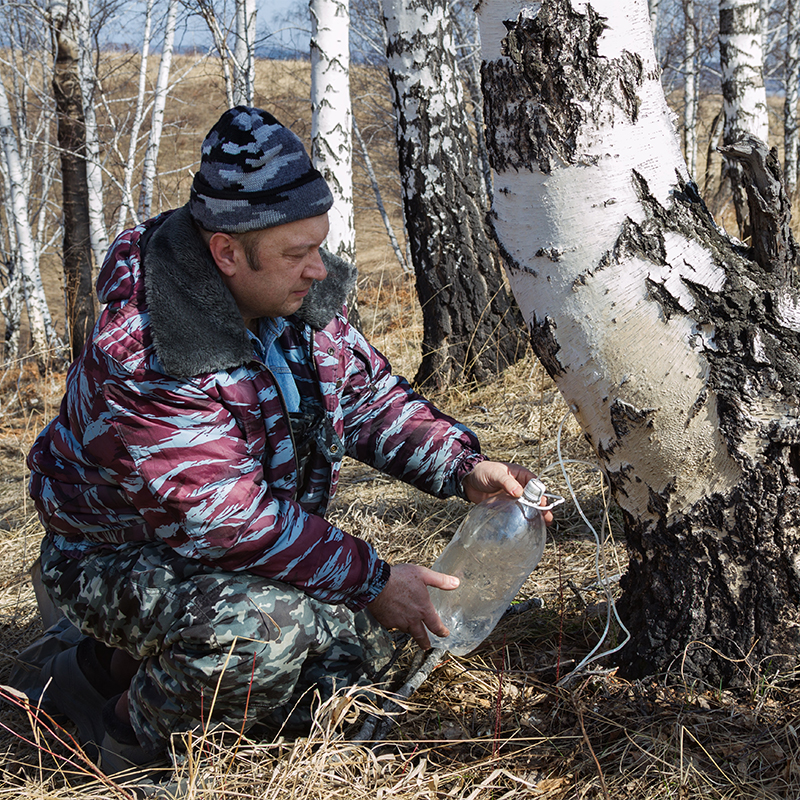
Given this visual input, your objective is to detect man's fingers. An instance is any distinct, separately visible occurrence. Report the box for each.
[423,610,450,639]
[423,567,460,591]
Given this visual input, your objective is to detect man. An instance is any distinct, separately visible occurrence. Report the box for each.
[27,107,539,773]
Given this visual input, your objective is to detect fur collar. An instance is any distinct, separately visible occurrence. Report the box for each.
[144,204,357,378]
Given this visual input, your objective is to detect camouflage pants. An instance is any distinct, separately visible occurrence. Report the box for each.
[40,536,394,754]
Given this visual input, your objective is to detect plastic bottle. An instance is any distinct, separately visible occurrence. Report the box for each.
[426,477,548,656]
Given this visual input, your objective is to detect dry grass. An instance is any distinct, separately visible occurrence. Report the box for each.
[2,285,800,799]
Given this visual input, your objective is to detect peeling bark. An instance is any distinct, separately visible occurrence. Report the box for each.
[480,0,800,683]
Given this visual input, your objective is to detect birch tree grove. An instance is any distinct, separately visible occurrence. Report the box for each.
[479,0,800,682]
[382,0,527,388]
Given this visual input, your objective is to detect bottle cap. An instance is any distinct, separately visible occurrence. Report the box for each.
[522,477,546,504]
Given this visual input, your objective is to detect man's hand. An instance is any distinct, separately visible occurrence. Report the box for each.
[462,461,554,524]
[367,563,459,650]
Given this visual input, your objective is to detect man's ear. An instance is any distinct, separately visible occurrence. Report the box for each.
[208,232,241,277]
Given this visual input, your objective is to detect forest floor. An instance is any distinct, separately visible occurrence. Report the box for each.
[1,273,800,800]
[1,55,800,799]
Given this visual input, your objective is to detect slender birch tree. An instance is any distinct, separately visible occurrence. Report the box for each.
[310,0,356,266]
[684,0,698,177]
[75,0,108,272]
[0,75,62,362]
[480,0,800,682]
[233,0,256,106]
[785,0,799,196]
[49,0,96,358]
[720,0,769,239]
[381,0,526,388]
[649,0,661,59]
[116,0,154,231]
[139,0,179,220]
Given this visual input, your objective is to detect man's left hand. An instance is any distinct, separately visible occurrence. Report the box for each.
[462,461,553,524]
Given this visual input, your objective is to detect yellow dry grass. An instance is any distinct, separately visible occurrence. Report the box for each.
[1,289,799,799]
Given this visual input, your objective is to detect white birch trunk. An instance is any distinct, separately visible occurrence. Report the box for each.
[0,77,61,360]
[233,0,256,106]
[649,0,660,58]
[0,160,23,356]
[139,0,178,221]
[383,0,526,386]
[684,0,698,177]
[785,0,800,195]
[720,0,769,235]
[310,0,356,264]
[75,0,108,271]
[479,0,800,680]
[117,0,154,231]
[481,0,736,525]
[720,0,769,145]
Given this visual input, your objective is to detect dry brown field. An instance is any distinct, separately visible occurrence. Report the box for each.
[1,55,800,799]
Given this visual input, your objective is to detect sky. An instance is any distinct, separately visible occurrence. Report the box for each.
[103,0,311,56]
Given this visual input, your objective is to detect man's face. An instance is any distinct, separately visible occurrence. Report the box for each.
[220,213,329,323]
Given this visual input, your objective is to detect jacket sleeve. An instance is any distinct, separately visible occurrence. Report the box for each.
[336,322,486,496]
[92,364,389,610]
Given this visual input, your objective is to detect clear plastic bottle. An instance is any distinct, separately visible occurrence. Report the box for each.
[426,478,548,656]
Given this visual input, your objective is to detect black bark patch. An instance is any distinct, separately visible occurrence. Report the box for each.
[609,398,657,439]
[618,464,800,684]
[482,0,644,174]
[528,315,566,377]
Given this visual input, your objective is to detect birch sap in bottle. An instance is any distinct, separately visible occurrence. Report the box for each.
[427,478,548,656]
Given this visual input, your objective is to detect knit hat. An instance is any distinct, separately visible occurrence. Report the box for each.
[189,106,333,233]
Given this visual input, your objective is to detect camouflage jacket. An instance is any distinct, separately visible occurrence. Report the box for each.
[28,206,485,610]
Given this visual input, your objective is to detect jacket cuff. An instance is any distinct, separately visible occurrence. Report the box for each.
[345,559,391,611]
[452,453,488,501]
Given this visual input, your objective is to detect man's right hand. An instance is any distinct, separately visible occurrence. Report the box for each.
[367,563,459,650]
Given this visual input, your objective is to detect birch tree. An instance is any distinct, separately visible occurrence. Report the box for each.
[720,0,769,239]
[0,75,62,362]
[75,0,108,272]
[479,0,800,682]
[233,0,256,106]
[50,0,96,358]
[649,0,660,59]
[684,0,698,177]
[382,0,526,388]
[311,0,356,267]
[785,0,799,196]
[116,0,155,231]
[138,0,179,221]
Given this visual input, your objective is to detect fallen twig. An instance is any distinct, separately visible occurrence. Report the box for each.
[353,647,447,744]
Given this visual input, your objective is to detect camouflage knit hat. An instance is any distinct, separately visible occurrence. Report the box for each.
[189,106,333,233]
